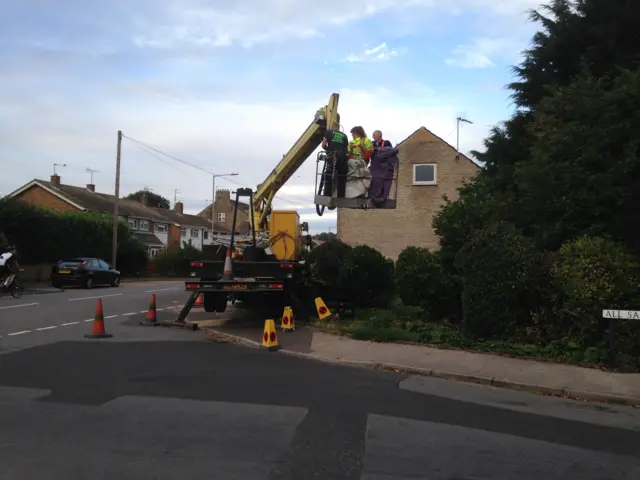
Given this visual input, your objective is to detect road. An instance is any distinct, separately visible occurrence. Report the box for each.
[0,281,639,479]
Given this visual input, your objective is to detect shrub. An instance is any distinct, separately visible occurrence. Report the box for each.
[456,222,542,339]
[550,235,640,361]
[303,238,352,299]
[395,246,460,321]
[337,245,395,308]
[152,242,202,277]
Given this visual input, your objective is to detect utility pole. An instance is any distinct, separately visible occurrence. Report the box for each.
[111,131,122,268]
[456,117,472,161]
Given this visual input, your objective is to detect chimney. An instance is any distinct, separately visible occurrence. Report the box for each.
[215,189,231,203]
[86,184,95,192]
[174,201,183,215]
[50,174,61,187]
[140,193,148,206]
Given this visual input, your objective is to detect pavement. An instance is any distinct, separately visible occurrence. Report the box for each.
[1,286,639,478]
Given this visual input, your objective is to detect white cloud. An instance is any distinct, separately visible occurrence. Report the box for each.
[342,42,399,63]
[445,37,513,69]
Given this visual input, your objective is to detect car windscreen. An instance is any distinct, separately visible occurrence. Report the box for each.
[58,259,87,267]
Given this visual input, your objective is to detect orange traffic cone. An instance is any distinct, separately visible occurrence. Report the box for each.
[221,248,233,281]
[85,298,113,338]
[193,294,204,308]
[140,293,157,326]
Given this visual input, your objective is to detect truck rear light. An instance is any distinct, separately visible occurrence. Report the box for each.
[280,263,294,269]
[186,283,198,289]
[190,261,204,268]
[268,283,283,289]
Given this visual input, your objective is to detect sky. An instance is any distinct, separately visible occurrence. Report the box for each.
[0,0,543,233]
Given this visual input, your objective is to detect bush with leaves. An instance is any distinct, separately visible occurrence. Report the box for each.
[337,245,395,309]
[456,222,542,339]
[152,242,202,277]
[0,198,147,273]
[549,235,640,362]
[303,238,352,299]
[395,246,460,321]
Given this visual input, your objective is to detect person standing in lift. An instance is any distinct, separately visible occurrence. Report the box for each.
[321,122,349,198]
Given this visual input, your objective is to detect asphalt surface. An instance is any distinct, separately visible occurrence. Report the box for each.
[0,281,639,479]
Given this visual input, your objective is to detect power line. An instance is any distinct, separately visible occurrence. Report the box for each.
[122,135,213,175]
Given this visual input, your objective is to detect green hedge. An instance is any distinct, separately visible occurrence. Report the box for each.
[151,242,202,277]
[0,198,147,275]
[395,246,460,322]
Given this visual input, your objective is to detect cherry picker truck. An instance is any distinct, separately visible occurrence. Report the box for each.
[173,93,397,325]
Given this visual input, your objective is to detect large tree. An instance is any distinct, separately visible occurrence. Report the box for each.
[434,0,640,260]
[125,190,171,209]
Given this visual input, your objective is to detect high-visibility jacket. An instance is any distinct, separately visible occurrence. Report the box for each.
[348,136,374,162]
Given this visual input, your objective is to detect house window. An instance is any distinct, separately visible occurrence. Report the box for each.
[190,229,199,238]
[118,215,125,222]
[149,248,159,258]
[217,213,226,223]
[204,231,209,240]
[155,223,168,233]
[412,164,437,185]
[139,220,149,231]
[180,228,186,237]
[128,218,139,229]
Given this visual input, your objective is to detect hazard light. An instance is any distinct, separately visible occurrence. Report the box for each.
[190,261,204,268]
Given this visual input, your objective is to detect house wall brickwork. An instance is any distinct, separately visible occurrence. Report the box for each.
[337,127,480,260]
[15,185,81,212]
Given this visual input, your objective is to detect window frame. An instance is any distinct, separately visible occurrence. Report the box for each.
[139,220,149,231]
[412,163,438,186]
[180,228,186,237]
[217,212,226,223]
[155,223,168,233]
[128,218,139,230]
[190,228,199,238]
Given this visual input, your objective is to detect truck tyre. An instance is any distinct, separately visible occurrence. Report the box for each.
[204,293,228,313]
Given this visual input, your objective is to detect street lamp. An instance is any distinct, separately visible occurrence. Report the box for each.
[211,173,239,237]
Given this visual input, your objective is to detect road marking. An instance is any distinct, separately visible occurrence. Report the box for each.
[156,308,165,311]
[104,315,118,319]
[61,321,79,326]
[122,312,137,316]
[144,287,179,293]
[139,310,147,313]
[69,293,123,301]
[8,330,30,336]
[0,302,39,310]
[84,318,94,322]
[36,326,58,331]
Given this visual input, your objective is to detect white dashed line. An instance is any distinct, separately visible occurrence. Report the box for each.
[104,315,118,319]
[144,287,179,293]
[8,330,30,336]
[36,326,58,331]
[0,302,39,310]
[139,310,147,313]
[69,293,123,302]
[61,321,79,326]
[122,312,137,316]
[156,308,165,311]
[84,318,94,322]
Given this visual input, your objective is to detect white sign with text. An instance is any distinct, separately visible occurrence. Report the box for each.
[602,310,640,320]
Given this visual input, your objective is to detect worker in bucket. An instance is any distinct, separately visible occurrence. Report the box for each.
[372,130,392,159]
[321,121,350,198]
[348,126,374,167]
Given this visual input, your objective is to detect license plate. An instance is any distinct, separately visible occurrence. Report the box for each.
[58,269,71,274]
[223,284,248,290]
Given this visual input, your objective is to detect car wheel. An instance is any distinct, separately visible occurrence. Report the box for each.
[85,277,93,289]
[111,276,120,287]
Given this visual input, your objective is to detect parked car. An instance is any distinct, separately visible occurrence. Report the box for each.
[50,257,120,289]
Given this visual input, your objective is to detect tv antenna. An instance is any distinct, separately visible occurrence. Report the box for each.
[53,163,66,175]
[456,117,473,160]
[86,167,100,184]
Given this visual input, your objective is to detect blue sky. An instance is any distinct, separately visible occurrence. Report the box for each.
[0,0,541,233]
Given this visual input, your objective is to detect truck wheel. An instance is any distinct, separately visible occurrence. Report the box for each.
[204,293,228,313]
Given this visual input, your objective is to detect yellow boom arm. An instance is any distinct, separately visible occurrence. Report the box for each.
[252,93,340,231]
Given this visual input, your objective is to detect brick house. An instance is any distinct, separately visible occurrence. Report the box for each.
[6,174,217,256]
[337,127,480,260]
[198,188,251,234]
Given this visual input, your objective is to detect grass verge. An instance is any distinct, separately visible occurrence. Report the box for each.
[311,303,638,372]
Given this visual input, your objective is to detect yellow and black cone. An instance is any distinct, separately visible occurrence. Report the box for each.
[262,319,281,351]
[280,306,295,332]
[314,297,332,320]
